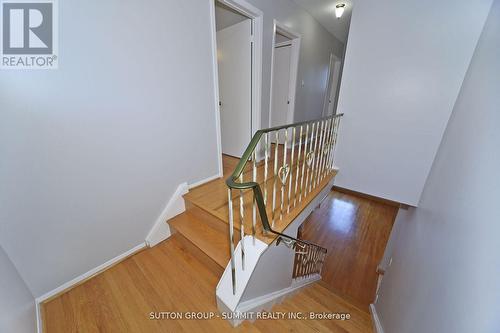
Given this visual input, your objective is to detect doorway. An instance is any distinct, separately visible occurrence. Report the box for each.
[323,53,342,117]
[269,21,300,129]
[211,0,263,167]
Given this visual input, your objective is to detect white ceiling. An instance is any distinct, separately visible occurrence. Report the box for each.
[292,0,353,43]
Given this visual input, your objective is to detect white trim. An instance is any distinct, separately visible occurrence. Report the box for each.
[216,236,268,312]
[146,182,189,247]
[35,242,146,332]
[323,53,335,117]
[268,20,301,128]
[209,0,224,178]
[370,304,385,333]
[35,242,146,304]
[238,274,320,312]
[188,173,220,189]
[211,0,264,156]
[36,300,42,333]
[275,40,292,48]
[225,274,321,327]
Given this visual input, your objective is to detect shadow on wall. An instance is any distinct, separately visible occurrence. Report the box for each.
[374,1,500,332]
[0,246,36,333]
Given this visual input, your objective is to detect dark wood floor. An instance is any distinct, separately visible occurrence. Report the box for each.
[300,189,398,312]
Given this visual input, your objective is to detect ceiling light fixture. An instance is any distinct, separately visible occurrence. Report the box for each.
[335,3,346,19]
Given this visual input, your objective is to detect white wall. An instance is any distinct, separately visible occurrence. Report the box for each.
[0,246,36,333]
[375,1,500,332]
[246,0,345,125]
[334,0,492,205]
[0,0,220,297]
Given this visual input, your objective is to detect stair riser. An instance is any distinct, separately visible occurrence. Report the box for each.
[170,228,226,273]
[185,201,230,234]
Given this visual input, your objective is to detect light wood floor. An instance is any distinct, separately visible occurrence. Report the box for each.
[300,190,398,311]
[42,155,391,332]
[42,234,373,332]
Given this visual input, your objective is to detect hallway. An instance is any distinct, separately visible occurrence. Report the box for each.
[300,189,398,311]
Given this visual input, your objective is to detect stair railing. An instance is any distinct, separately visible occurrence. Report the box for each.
[225,113,343,294]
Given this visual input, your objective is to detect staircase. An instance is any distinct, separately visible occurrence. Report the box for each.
[168,114,344,325]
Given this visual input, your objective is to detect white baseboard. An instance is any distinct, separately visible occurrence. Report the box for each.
[35,299,42,333]
[36,243,146,303]
[370,303,385,333]
[188,173,220,189]
[223,274,321,327]
[146,182,189,247]
[35,242,146,332]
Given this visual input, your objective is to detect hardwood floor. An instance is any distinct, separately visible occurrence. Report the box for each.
[42,234,373,332]
[42,155,391,332]
[300,190,398,311]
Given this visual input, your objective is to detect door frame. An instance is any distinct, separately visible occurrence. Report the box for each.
[268,20,301,128]
[209,0,263,177]
[322,53,342,117]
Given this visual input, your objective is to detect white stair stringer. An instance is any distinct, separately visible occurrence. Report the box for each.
[215,177,335,326]
[229,274,321,326]
[216,235,268,312]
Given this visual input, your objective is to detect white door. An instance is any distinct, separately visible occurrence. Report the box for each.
[216,19,252,158]
[325,58,341,116]
[271,44,292,128]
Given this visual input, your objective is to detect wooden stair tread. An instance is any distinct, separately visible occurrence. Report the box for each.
[184,168,337,245]
[168,212,229,268]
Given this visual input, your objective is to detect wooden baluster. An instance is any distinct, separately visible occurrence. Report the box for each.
[272,131,279,227]
[299,124,309,203]
[239,174,245,270]
[287,127,295,214]
[227,189,236,294]
[293,126,303,208]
